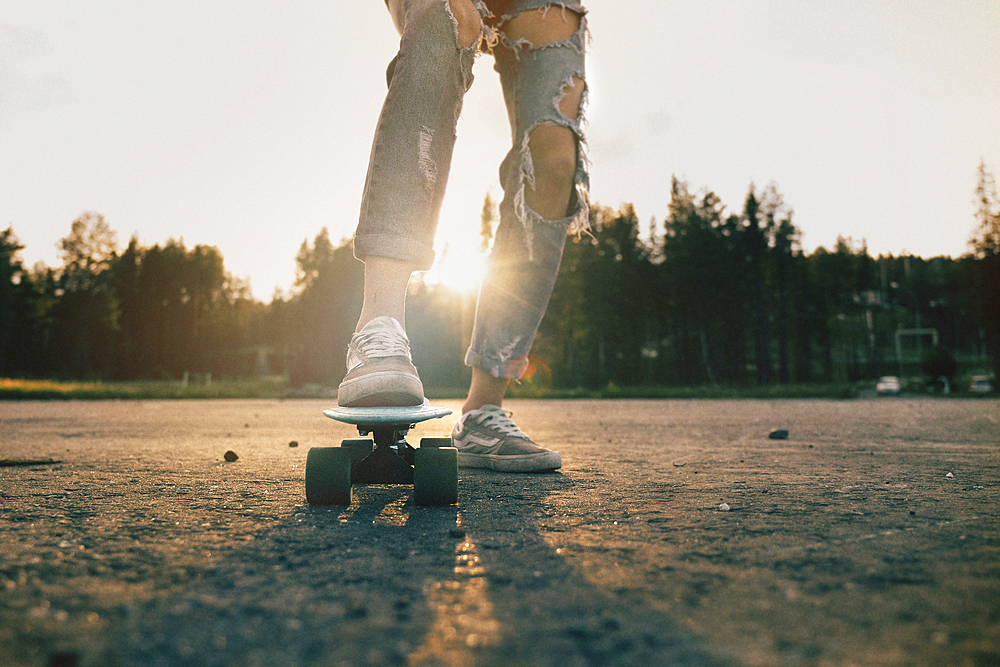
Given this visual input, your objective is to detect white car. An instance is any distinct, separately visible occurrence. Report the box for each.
[969,376,994,394]
[876,376,902,395]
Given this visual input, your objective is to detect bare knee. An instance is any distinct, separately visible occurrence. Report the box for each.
[529,125,577,185]
[526,74,586,212]
[448,0,482,48]
[502,6,582,47]
[501,5,587,220]
[525,124,578,220]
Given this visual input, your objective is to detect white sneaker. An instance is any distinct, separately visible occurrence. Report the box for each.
[451,405,561,472]
[337,316,424,407]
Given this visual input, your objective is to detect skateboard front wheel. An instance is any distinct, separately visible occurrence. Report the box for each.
[413,446,458,506]
[306,447,353,505]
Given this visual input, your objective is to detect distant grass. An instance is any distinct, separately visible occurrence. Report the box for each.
[4,377,990,401]
[0,377,291,400]
[502,382,859,400]
[425,382,859,400]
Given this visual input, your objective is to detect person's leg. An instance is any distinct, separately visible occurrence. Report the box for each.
[354,0,485,327]
[464,366,511,414]
[356,256,416,333]
[451,2,587,472]
[340,0,487,406]
[501,6,586,223]
[464,1,588,413]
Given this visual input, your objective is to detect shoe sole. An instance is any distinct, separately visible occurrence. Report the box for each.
[457,451,562,473]
[337,371,424,407]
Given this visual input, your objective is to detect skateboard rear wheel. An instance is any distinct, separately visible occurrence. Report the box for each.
[413,446,458,506]
[306,447,353,505]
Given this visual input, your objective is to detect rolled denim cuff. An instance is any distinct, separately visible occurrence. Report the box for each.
[353,233,436,271]
[465,347,531,380]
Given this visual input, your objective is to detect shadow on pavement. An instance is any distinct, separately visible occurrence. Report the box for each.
[457,469,737,667]
[88,472,734,667]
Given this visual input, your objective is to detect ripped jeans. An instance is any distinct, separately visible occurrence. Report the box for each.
[355,0,589,380]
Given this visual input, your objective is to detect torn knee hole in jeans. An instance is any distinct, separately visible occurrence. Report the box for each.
[498,5,586,54]
[446,0,484,49]
[516,73,589,235]
[512,122,590,261]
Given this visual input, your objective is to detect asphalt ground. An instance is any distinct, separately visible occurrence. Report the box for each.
[1,398,998,667]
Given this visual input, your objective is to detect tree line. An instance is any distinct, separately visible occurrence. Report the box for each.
[539,178,996,390]
[2,164,998,389]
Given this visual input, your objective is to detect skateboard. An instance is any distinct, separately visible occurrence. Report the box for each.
[306,400,457,506]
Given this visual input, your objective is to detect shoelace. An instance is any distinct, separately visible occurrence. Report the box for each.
[473,409,528,439]
[352,328,410,359]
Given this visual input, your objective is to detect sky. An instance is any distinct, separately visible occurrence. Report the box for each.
[2,1,999,300]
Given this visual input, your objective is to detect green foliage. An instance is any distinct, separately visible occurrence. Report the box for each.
[1,164,997,392]
[111,237,250,379]
[282,228,363,385]
[969,160,1000,380]
[0,228,30,376]
[0,215,270,381]
[971,160,1000,258]
[58,212,118,292]
[47,213,122,378]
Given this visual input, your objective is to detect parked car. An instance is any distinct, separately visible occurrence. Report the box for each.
[969,376,994,394]
[876,376,902,395]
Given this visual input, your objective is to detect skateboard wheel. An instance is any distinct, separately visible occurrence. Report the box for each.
[413,447,458,506]
[419,437,453,449]
[341,438,374,464]
[305,447,353,505]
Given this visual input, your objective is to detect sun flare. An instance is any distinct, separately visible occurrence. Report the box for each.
[420,241,487,295]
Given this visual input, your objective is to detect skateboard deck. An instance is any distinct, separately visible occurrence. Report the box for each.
[307,400,458,507]
[323,401,451,428]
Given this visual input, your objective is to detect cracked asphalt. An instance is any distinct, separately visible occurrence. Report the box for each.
[1,398,998,666]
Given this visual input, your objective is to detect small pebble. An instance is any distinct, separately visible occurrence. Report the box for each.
[946,472,954,478]
[769,429,790,440]
[719,503,731,512]
[288,441,299,448]
[224,450,239,462]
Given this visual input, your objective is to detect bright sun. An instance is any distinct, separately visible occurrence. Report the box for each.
[420,238,488,295]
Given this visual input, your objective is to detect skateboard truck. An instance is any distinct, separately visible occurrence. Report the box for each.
[307,402,457,506]
[349,424,417,485]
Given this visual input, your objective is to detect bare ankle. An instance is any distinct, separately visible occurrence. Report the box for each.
[356,256,417,332]
[463,369,510,414]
